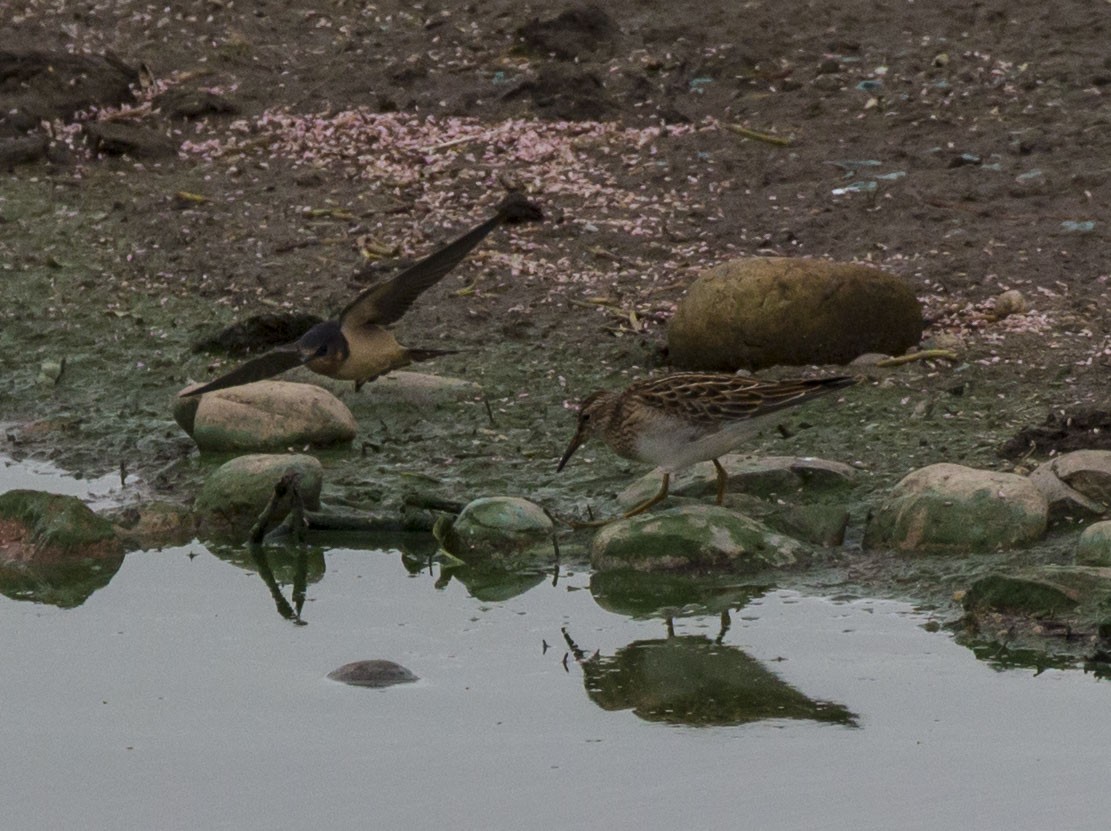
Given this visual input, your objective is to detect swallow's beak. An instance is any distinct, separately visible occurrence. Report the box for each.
[556,426,586,472]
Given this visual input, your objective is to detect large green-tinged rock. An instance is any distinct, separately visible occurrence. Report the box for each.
[174,380,356,452]
[0,490,124,608]
[441,496,554,563]
[668,257,922,370]
[591,505,809,573]
[194,454,323,538]
[0,489,122,564]
[864,463,1047,553]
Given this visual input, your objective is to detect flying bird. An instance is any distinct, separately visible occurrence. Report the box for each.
[180,193,543,397]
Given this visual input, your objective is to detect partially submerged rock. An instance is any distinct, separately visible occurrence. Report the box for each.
[0,489,122,564]
[591,505,810,573]
[668,257,923,371]
[440,496,554,563]
[194,454,323,539]
[327,660,418,688]
[0,490,124,608]
[174,380,357,452]
[108,501,197,550]
[616,456,856,547]
[864,463,1047,553]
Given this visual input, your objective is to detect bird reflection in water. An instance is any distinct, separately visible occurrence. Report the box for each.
[562,616,856,728]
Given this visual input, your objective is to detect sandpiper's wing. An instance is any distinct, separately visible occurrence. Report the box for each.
[627,373,856,425]
[339,193,543,331]
[179,345,305,397]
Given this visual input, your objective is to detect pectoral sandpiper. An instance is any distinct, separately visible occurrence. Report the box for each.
[557,372,856,518]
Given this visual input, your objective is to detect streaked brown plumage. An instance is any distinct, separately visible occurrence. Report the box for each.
[179,193,543,397]
[557,372,856,518]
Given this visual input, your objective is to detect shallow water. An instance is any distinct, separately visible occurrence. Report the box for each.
[0,454,137,509]
[2,535,1111,831]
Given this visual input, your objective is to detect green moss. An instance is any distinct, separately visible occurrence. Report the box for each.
[0,489,119,554]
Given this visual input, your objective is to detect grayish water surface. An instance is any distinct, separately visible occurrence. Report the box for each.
[2,455,1110,829]
[3,543,1111,830]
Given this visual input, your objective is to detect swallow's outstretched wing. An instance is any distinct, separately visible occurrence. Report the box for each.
[339,193,543,331]
[179,345,305,397]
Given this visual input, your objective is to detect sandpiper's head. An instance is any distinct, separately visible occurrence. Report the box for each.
[556,390,619,472]
[298,320,349,374]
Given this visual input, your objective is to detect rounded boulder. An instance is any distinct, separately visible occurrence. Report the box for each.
[174,380,357,452]
[194,453,323,538]
[864,463,1047,553]
[668,257,923,370]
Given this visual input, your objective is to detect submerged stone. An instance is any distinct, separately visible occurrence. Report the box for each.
[327,660,418,688]
[174,380,357,452]
[591,505,809,573]
[963,573,1079,616]
[441,496,554,563]
[194,454,323,539]
[864,463,1047,553]
[0,489,123,565]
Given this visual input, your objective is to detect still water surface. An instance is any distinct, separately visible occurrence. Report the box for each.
[2,460,1110,830]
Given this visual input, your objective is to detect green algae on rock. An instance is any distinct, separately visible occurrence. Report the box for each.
[0,489,122,564]
[440,496,555,563]
[864,463,1047,553]
[194,454,324,539]
[591,504,810,573]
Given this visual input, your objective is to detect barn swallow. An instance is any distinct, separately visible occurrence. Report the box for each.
[180,193,543,397]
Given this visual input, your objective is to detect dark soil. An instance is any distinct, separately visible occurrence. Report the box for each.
[2,0,1109,587]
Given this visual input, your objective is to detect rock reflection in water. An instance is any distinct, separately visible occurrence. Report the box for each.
[0,555,124,608]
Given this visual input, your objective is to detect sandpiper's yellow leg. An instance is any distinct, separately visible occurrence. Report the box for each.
[713,458,727,505]
[623,472,671,518]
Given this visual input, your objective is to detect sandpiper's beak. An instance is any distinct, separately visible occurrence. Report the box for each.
[556,427,586,472]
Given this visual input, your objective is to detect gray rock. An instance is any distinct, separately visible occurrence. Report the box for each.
[668,257,922,371]
[1050,450,1111,507]
[327,660,418,688]
[864,463,1048,553]
[1076,521,1111,567]
[174,380,357,452]
[617,454,857,510]
[194,454,323,538]
[367,371,482,405]
[442,496,554,563]
[591,504,810,573]
[1029,458,1105,523]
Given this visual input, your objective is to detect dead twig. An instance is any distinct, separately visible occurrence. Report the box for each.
[876,349,960,367]
[722,122,793,146]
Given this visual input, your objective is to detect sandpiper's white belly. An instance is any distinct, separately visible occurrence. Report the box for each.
[634,417,769,472]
